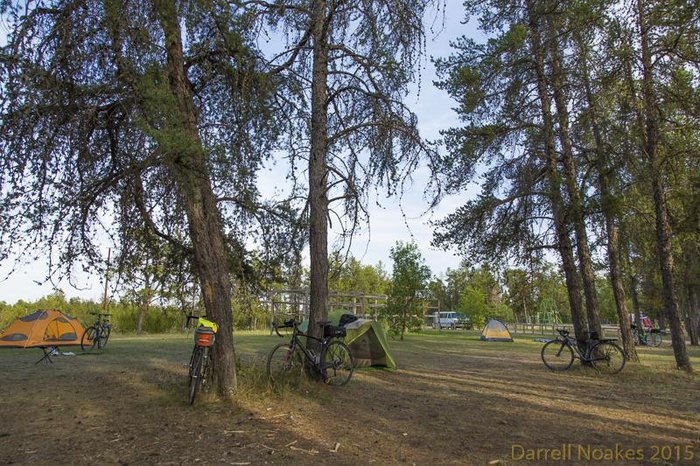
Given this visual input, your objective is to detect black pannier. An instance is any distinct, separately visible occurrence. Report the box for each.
[339,313,358,328]
[324,324,347,338]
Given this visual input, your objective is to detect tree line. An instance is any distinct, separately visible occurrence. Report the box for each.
[0,0,696,397]
[1,244,662,344]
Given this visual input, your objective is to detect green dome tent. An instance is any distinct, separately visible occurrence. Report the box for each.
[301,309,397,369]
[342,319,397,369]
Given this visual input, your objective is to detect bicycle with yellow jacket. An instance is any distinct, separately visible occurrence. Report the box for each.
[185,314,218,405]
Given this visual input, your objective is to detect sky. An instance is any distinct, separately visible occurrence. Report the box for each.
[0,2,481,304]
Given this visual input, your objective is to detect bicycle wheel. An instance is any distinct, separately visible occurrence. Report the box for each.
[188,347,204,405]
[98,325,111,349]
[267,343,304,389]
[590,341,625,375]
[321,340,354,386]
[631,330,640,345]
[648,332,662,347]
[81,327,98,352]
[541,340,574,371]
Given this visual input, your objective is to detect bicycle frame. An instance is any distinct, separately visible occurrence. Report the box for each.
[185,314,218,405]
[285,324,328,369]
[82,312,111,350]
[542,328,626,374]
[551,336,584,360]
[268,319,354,387]
[552,332,596,363]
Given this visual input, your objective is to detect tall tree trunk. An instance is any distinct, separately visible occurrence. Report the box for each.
[621,29,648,330]
[682,231,699,345]
[630,272,642,326]
[307,0,330,356]
[136,286,149,335]
[637,0,691,371]
[156,0,238,391]
[136,268,151,335]
[527,0,588,344]
[573,32,638,361]
[546,20,602,338]
[400,298,410,341]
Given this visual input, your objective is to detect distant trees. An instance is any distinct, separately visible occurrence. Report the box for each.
[384,242,431,340]
[431,264,512,328]
[503,264,570,324]
[328,254,390,296]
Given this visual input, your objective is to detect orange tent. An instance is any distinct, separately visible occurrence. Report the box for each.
[0,310,86,349]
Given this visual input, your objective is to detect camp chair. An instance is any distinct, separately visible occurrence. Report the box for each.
[35,346,61,365]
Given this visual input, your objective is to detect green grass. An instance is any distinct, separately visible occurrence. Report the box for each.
[1,330,699,465]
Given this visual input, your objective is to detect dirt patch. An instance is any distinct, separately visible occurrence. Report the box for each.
[0,332,698,465]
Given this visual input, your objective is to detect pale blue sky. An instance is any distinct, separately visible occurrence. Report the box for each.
[0,2,480,304]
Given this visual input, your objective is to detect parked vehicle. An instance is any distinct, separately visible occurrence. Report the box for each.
[432,312,472,330]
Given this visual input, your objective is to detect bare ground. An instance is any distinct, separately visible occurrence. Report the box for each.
[0,331,698,465]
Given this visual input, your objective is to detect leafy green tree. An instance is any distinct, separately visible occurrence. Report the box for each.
[459,288,488,329]
[328,254,390,295]
[622,0,695,369]
[0,0,301,392]
[453,266,512,328]
[431,0,592,344]
[503,268,535,323]
[244,0,437,355]
[384,242,431,340]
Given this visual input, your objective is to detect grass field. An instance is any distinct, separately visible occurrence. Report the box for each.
[1,330,699,465]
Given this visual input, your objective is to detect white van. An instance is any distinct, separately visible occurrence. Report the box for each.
[432,312,471,329]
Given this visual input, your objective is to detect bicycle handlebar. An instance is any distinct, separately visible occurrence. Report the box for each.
[185,313,208,328]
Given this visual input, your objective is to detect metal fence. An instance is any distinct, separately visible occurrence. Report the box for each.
[507,322,620,338]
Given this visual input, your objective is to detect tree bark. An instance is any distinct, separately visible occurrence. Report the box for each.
[400,298,410,341]
[155,0,238,391]
[573,32,638,361]
[136,290,149,335]
[307,0,330,357]
[527,0,588,344]
[546,21,602,339]
[630,272,642,326]
[136,269,151,335]
[683,242,699,345]
[637,0,691,371]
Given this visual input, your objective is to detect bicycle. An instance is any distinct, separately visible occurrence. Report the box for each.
[81,312,112,351]
[631,324,662,347]
[267,318,354,388]
[541,328,626,374]
[185,314,219,405]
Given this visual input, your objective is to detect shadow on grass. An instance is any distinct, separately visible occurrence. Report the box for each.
[1,332,698,465]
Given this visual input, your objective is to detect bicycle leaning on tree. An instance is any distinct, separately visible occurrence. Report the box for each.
[81,312,112,351]
[541,328,626,374]
[267,318,354,388]
[185,314,219,405]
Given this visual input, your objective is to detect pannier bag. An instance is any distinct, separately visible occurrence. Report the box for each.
[195,326,216,347]
[324,325,347,339]
[339,313,359,328]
